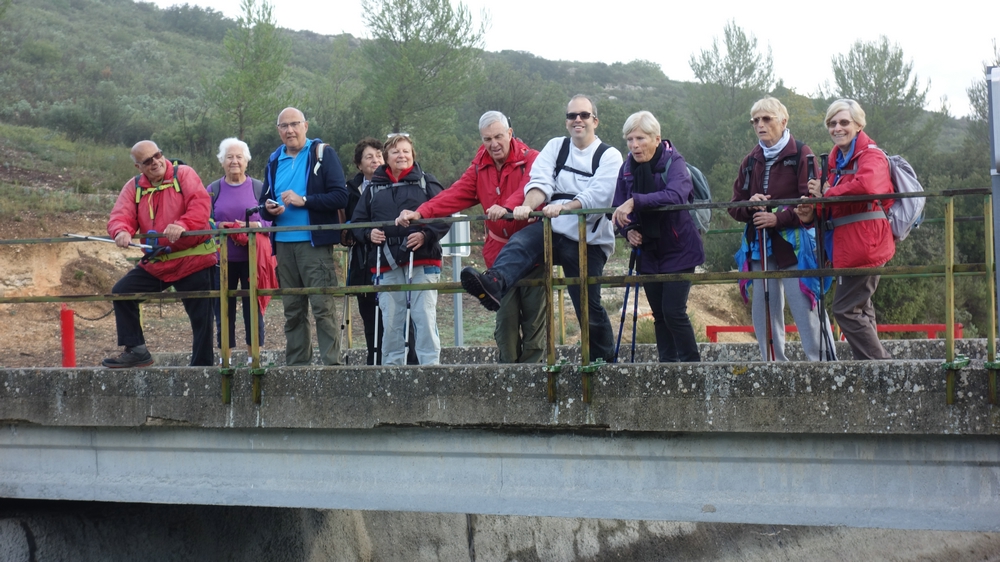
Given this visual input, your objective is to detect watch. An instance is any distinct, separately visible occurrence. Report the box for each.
[302,196,308,205]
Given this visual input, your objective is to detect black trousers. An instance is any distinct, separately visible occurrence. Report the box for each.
[112,265,214,366]
[211,263,265,348]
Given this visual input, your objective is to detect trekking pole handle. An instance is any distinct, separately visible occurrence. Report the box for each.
[807,154,816,181]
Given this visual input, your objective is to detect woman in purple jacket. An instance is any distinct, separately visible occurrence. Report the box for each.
[612,111,705,362]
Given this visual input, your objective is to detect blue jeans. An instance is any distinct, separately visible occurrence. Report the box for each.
[490,221,614,362]
[378,265,441,365]
[641,268,700,362]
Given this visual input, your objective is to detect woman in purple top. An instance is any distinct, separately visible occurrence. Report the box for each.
[612,111,705,362]
[208,137,268,354]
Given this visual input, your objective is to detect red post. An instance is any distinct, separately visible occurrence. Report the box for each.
[61,304,75,367]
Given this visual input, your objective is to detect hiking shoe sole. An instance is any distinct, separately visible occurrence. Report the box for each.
[460,268,501,312]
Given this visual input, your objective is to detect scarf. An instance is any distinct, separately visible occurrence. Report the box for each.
[760,128,791,160]
[631,143,665,240]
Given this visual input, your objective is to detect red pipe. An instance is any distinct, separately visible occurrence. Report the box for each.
[61,304,75,367]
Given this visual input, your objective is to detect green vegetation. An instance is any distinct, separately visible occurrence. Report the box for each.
[0,0,994,338]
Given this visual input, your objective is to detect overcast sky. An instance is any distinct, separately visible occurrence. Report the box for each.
[151,0,996,118]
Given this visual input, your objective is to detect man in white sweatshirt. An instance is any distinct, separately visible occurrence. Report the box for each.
[461,95,623,362]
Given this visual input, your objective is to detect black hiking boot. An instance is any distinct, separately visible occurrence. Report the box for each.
[102,345,154,369]
[460,267,502,311]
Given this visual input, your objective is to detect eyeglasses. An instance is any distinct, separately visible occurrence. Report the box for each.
[277,121,304,131]
[138,151,163,167]
[387,132,410,139]
[750,115,778,125]
[827,119,854,128]
[566,112,593,121]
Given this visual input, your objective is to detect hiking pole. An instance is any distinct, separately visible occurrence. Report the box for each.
[808,154,831,362]
[817,153,835,360]
[758,219,776,361]
[373,241,382,364]
[612,246,637,363]
[630,248,642,363]
[403,243,415,364]
[64,233,153,250]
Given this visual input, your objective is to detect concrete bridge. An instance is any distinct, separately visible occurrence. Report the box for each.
[2,339,998,548]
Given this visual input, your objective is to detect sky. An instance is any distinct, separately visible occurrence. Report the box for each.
[150,0,996,118]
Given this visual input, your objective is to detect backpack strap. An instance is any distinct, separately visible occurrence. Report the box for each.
[741,155,756,191]
[553,138,610,178]
[313,142,328,176]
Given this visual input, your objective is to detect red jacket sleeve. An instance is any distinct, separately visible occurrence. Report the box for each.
[416,162,482,218]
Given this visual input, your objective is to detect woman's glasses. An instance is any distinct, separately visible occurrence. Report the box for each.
[826,119,854,128]
[749,115,778,125]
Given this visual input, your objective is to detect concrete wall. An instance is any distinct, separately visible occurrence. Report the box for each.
[3,501,1000,562]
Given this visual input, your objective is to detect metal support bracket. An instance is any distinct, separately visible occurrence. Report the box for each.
[941,355,970,405]
[251,368,266,405]
[579,359,605,404]
[220,368,235,405]
[985,361,1000,405]
[543,359,567,403]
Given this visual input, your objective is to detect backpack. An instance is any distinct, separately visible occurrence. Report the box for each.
[883,153,925,240]
[661,158,712,234]
[834,146,925,241]
[207,177,265,221]
[368,174,428,204]
[553,137,610,179]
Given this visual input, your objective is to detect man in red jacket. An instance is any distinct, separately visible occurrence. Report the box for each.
[103,141,217,368]
[396,111,545,363]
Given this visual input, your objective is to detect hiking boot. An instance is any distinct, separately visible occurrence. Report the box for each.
[102,346,153,369]
[461,267,502,311]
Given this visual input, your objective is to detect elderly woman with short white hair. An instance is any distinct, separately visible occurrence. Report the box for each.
[611,110,704,362]
[207,137,269,355]
[730,96,836,362]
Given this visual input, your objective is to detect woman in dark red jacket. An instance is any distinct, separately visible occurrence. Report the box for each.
[798,99,894,360]
[731,96,836,362]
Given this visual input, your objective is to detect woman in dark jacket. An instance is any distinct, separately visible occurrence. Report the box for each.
[343,137,417,365]
[612,111,704,362]
[351,134,449,365]
[731,96,836,362]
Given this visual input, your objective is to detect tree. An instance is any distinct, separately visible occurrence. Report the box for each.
[686,21,775,176]
[689,20,774,118]
[209,0,291,139]
[0,0,10,21]
[830,36,944,157]
[360,0,488,134]
[965,40,1000,149]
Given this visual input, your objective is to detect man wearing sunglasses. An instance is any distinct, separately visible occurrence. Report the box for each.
[258,107,349,366]
[103,140,217,368]
[461,95,623,362]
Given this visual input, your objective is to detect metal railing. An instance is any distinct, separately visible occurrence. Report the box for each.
[0,188,996,405]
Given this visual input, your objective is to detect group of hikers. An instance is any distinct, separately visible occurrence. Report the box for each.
[99,94,897,369]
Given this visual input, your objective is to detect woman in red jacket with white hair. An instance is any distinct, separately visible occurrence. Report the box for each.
[796,99,894,360]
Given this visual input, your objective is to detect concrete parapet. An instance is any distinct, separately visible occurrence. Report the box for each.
[2,357,996,435]
[153,338,990,367]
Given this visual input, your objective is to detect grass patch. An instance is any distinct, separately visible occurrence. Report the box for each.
[0,184,115,216]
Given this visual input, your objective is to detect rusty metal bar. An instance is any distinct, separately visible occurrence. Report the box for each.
[985,195,998,404]
[578,214,590,367]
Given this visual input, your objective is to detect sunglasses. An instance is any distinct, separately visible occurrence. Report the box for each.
[139,151,163,167]
[749,115,778,125]
[566,111,593,121]
[387,132,411,139]
[827,119,854,128]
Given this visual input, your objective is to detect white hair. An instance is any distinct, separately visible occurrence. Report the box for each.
[217,138,251,164]
[478,111,509,131]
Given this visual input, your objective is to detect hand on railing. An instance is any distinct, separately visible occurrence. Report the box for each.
[396,209,421,227]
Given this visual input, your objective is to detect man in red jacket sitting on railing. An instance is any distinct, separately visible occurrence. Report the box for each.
[396,111,545,363]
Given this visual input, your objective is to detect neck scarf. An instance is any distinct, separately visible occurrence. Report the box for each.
[632,143,665,240]
[760,129,791,161]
